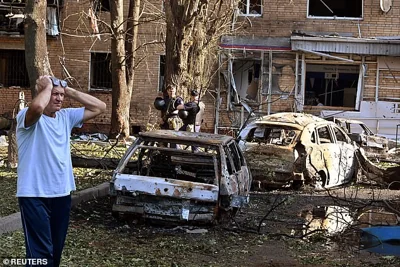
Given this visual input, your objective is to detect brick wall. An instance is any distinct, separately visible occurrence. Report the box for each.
[1,1,399,135]
[240,0,400,39]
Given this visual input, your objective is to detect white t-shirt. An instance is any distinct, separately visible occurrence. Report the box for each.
[16,107,84,197]
[195,101,205,126]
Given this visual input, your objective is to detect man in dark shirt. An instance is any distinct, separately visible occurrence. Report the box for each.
[159,85,184,130]
[177,89,200,132]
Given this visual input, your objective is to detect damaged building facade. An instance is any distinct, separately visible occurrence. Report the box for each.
[0,1,400,138]
[0,0,217,134]
[217,0,400,139]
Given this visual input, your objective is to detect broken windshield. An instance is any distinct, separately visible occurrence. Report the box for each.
[245,126,300,146]
[120,139,219,185]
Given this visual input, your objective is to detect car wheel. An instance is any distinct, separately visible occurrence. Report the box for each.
[217,207,239,224]
[111,210,120,219]
[291,180,303,190]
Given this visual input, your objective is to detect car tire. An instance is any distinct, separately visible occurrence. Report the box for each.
[217,207,239,224]
[291,180,303,190]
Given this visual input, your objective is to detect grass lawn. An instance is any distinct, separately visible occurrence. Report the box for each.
[0,141,127,217]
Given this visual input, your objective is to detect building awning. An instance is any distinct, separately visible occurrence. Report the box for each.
[220,36,291,51]
[291,35,400,56]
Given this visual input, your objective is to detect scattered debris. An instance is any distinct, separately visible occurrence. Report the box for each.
[71,133,108,142]
[0,136,7,147]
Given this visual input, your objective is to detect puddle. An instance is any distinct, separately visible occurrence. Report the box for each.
[297,206,353,236]
[297,205,400,256]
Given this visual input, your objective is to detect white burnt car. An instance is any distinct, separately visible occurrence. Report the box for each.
[238,113,358,189]
[329,118,389,158]
[110,130,251,223]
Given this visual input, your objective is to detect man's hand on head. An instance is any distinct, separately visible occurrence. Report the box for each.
[36,76,52,93]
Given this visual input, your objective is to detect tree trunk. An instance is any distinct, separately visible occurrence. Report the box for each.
[25,0,53,97]
[7,0,52,168]
[109,0,131,140]
[163,1,238,99]
[125,0,140,90]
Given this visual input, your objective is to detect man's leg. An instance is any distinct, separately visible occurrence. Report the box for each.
[19,197,53,266]
[50,195,71,267]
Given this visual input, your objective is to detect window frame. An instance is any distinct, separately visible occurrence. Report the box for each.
[89,51,112,92]
[0,49,30,88]
[331,125,349,144]
[307,0,363,20]
[316,125,334,144]
[237,0,263,17]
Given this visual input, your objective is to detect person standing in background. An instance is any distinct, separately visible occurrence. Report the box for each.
[157,85,184,131]
[176,89,200,132]
[195,93,205,132]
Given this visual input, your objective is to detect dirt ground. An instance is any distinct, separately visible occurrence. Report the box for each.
[61,185,400,266]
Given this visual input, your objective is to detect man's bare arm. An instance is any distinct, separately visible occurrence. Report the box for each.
[25,77,53,127]
[65,87,106,122]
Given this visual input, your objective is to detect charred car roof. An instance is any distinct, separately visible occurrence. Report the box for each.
[328,117,366,125]
[139,130,234,146]
[253,112,327,130]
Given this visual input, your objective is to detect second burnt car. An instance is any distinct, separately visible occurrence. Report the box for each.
[328,118,389,158]
[238,113,358,189]
[110,130,251,223]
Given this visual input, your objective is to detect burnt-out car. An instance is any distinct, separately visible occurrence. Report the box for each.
[237,113,358,189]
[110,130,251,223]
[329,118,389,158]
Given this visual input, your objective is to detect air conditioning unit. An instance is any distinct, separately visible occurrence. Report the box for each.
[325,73,339,80]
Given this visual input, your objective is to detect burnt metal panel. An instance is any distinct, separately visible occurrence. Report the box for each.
[114,174,219,202]
[113,196,216,222]
[291,36,400,56]
[140,130,233,146]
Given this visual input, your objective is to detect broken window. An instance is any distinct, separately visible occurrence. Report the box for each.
[332,126,347,143]
[238,0,262,16]
[0,8,24,34]
[246,126,299,146]
[347,123,373,135]
[0,1,62,36]
[0,0,63,7]
[90,52,112,90]
[308,0,363,19]
[0,49,29,88]
[231,60,261,101]
[123,139,219,185]
[93,0,110,12]
[305,64,359,108]
[317,126,333,144]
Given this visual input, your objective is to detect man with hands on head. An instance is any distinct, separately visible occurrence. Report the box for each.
[16,75,106,267]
